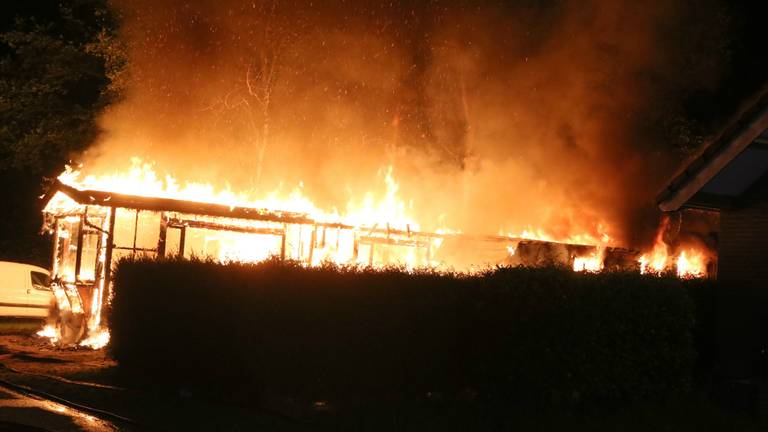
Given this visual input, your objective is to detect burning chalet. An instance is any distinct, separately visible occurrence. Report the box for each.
[40,176,640,345]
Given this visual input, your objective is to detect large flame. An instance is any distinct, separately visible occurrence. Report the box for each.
[573,248,604,272]
[54,158,438,271]
[54,158,711,276]
[676,250,707,279]
[42,158,710,349]
[60,158,420,232]
[639,217,709,278]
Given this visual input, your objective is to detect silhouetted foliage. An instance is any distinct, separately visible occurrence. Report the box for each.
[109,258,697,409]
[0,0,124,264]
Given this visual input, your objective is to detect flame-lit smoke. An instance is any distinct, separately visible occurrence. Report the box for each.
[71,0,722,256]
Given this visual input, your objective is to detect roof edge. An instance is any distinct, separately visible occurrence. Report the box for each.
[657,85,768,212]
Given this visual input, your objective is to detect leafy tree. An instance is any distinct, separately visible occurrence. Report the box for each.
[0,1,123,175]
[0,0,124,264]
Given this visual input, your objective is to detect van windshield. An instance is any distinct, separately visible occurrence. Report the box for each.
[30,271,51,290]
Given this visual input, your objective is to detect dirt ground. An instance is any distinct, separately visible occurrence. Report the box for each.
[0,330,306,431]
[0,325,764,432]
[0,334,115,381]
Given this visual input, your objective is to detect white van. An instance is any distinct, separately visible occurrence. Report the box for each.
[0,262,55,318]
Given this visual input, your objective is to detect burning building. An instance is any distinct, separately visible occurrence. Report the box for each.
[34,1,718,347]
[40,164,642,347]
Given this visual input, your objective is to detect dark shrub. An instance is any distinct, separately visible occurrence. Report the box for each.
[108,257,696,407]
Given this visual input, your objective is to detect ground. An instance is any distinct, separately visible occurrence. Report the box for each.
[0,320,765,431]
[0,320,304,431]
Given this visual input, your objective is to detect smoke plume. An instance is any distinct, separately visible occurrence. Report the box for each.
[81,0,721,248]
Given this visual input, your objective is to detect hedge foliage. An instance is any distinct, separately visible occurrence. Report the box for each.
[109,258,696,406]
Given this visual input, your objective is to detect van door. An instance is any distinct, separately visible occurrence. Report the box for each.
[0,265,31,316]
[27,271,53,318]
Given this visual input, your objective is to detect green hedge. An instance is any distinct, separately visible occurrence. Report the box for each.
[108,258,696,406]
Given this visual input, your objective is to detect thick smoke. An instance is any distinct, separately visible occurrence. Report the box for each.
[82,0,717,247]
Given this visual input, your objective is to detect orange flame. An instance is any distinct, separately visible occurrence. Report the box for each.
[676,249,706,279]
[638,217,708,278]
[573,248,604,272]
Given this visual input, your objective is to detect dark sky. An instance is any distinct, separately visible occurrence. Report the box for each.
[686,1,768,124]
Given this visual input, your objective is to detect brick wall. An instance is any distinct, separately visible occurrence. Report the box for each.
[716,199,768,381]
[719,200,768,290]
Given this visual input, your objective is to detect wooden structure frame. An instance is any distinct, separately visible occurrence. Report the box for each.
[41,179,637,342]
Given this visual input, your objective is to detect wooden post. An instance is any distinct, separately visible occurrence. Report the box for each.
[74,212,85,282]
[308,225,317,265]
[50,218,60,277]
[102,206,117,304]
[93,213,105,284]
[369,243,374,266]
[131,209,139,257]
[157,212,168,257]
[178,226,186,258]
[280,224,287,260]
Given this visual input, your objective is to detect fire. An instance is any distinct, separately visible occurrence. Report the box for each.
[59,158,420,232]
[502,227,610,273]
[676,250,706,279]
[639,241,669,275]
[36,324,59,343]
[639,246,707,278]
[506,225,612,248]
[41,158,712,349]
[54,158,439,271]
[573,248,604,272]
[60,158,332,221]
[639,217,708,278]
[79,327,110,349]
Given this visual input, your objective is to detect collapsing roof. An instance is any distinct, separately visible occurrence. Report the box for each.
[657,87,768,212]
[42,178,640,271]
[47,179,317,226]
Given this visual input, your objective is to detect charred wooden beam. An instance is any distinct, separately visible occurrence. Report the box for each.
[166,217,285,237]
[112,246,158,253]
[74,212,85,282]
[178,226,186,259]
[308,225,317,264]
[158,212,168,257]
[50,218,60,277]
[358,235,430,248]
[102,207,116,292]
[131,209,139,257]
[53,180,316,226]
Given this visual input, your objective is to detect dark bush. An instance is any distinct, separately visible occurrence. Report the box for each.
[108,257,696,407]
